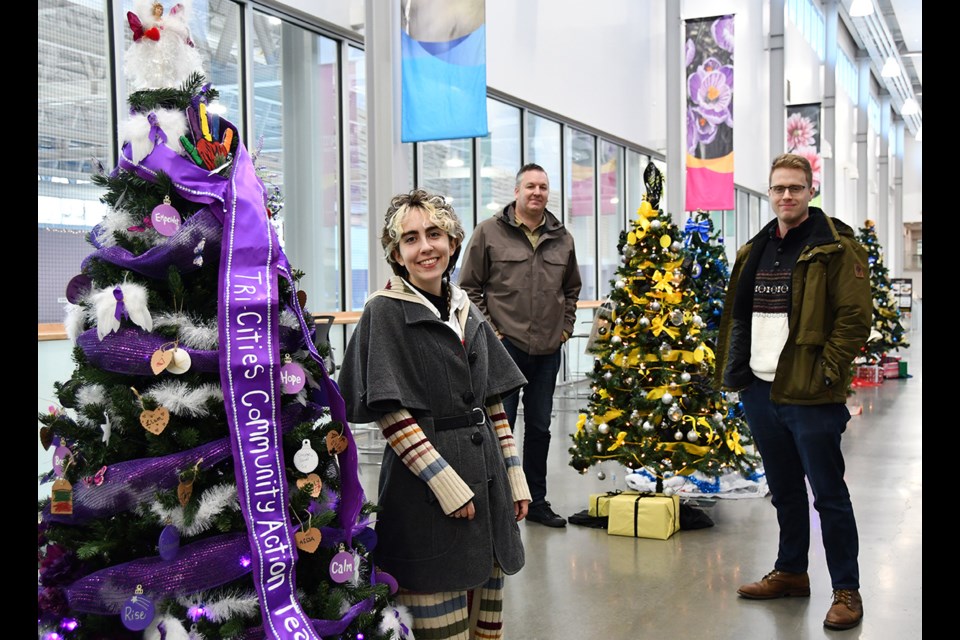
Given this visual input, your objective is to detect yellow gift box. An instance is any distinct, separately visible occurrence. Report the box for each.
[607,492,681,540]
[587,491,632,517]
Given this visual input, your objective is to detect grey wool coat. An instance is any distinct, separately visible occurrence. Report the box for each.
[338,279,528,592]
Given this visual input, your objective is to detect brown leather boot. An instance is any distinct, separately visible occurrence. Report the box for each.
[737,570,811,599]
[823,589,863,630]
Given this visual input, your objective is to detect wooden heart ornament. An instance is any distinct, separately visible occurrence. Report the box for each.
[150,348,174,375]
[296,473,323,498]
[326,431,348,455]
[295,527,322,553]
[141,407,170,435]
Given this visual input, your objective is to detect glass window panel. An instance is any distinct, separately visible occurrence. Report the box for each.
[38,0,113,323]
[252,14,341,311]
[478,99,521,232]
[525,113,562,214]
[419,139,474,282]
[347,46,368,310]
[626,150,651,221]
[565,127,596,300]
[598,140,624,296]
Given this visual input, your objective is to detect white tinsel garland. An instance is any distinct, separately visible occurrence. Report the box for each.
[147,381,224,417]
[63,302,87,343]
[150,483,239,536]
[177,590,260,623]
[154,312,219,350]
[122,109,189,165]
[143,615,195,640]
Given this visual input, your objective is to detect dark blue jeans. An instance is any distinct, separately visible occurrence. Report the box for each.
[741,378,859,589]
[501,338,562,507]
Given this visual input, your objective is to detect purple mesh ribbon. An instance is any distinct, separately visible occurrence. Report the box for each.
[84,208,222,279]
[77,327,219,375]
[43,402,323,524]
[76,325,302,376]
[65,534,249,614]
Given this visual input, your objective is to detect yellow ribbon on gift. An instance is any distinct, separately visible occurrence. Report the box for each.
[608,431,628,451]
[650,315,679,339]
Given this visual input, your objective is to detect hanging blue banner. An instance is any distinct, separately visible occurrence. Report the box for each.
[401,0,488,142]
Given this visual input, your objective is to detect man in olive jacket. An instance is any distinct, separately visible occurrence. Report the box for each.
[715,154,871,631]
[459,163,581,528]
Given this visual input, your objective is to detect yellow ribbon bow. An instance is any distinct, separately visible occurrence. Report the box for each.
[726,429,746,455]
[608,431,628,451]
[576,413,587,434]
[651,270,675,294]
[650,315,679,339]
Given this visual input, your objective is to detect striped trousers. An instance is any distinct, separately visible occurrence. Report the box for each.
[396,566,506,639]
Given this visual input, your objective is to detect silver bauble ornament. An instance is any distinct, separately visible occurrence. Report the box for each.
[649,301,662,312]
[671,241,682,253]
[686,430,698,442]
[680,372,691,383]
[692,314,703,327]
[674,430,683,441]
[638,317,651,329]
[661,392,674,404]
[650,219,662,230]
[667,405,683,422]
[611,335,622,345]
[713,412,725,424]
[597,470,607,481]
[603,372,613,381]
[669,309,684,325]
[598,422,610,435]
[615,279,626,289]
[642,421,654,432]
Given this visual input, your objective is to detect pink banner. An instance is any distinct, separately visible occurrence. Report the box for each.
[685,15,735,211]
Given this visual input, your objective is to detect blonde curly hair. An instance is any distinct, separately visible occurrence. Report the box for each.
[380,189,465,277]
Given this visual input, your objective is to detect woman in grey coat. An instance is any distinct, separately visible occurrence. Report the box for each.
[338,189,531,639]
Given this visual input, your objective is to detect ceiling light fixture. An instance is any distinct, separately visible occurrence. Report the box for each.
[849,0,874,18]
[881,56,900,78]
[901,98,919,116]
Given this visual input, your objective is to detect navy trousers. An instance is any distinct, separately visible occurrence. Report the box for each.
[741,378,860,589]
[500,338,562,507]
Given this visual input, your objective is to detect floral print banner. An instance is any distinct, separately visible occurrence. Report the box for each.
[786,103,823,199]
[685,14,735,211]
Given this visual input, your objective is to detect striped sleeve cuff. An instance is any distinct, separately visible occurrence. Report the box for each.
[486,402,531,502]
[375,409,474,515]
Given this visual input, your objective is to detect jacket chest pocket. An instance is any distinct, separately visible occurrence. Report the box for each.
[489,246,531,290]
[796,261,827,345]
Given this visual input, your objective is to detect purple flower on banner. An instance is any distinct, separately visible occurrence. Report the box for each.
[692,108,719,146]
[713,16,735,52]
[685,38,696,66]
[786,113,817,151]
[688,58,733,127]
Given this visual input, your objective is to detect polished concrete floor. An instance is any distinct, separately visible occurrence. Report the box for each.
[356,327,922,640]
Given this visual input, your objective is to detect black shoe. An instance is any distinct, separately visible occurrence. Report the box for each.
[526,502,567,527]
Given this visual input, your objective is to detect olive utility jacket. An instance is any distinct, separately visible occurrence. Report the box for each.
[714,208,872,404]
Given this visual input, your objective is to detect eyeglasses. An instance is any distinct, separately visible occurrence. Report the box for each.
[769,185,808,196]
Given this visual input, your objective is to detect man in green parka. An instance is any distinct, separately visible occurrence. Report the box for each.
[715,153,871,631]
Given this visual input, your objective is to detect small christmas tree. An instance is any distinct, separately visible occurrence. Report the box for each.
[569,165,757,493]
[855,219,910,365]
[38,4,404,639]
[679,210,728,336]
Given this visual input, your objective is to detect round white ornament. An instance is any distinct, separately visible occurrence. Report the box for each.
[293,440,319,473]
[166,348,192,375]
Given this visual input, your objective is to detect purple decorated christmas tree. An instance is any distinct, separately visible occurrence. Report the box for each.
[37,3,405,639]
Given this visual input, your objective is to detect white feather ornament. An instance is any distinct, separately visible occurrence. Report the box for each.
[63,302,87,343]
[177,591,259,622]
[121,109,190,164]
[93,282,153,339]
[143,615,191,640]
[378,605,415,639]
[149,381,223,417]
